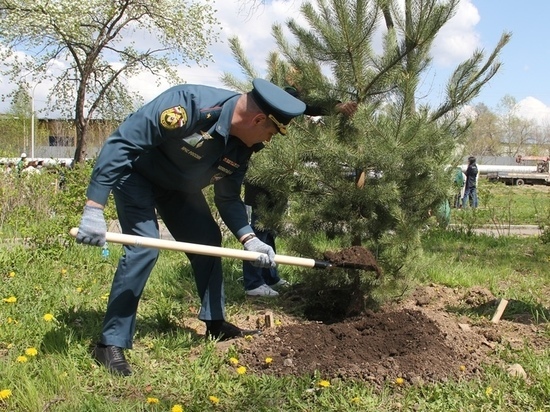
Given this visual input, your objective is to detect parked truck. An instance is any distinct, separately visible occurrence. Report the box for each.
[487,156,550,186]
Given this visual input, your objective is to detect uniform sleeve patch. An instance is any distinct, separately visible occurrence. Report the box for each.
[160,106,188,130]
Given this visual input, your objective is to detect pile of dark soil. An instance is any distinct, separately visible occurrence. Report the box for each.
[232,285,549,386]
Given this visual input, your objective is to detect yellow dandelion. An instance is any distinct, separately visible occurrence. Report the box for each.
[43,313,54,322]
[61,269,67,275]
[459,365,466,372]
[351,397,361,404]
[171,405,184,412]
[485,386,493,396]
[274,319,282,326]
[76,287,83,293]
[244,335,254,341]
[25,347,38,357]
[265,357,273,364]
[3,296,17,303]
[229,357,239,365]
[318,380,331,388]
[9,271,15,277]
[236,366,247,375]
[395,377,404,385]
[16,355,28,363]
[146,397,159,404]
[0,389,12,400]
[208,395,220,405]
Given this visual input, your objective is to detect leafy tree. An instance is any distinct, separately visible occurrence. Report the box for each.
[462,103,502,156]
[530,122,550,156]
[497,95,537,157]
[9,84,31,118]
[224,0,510,303]
[0,0,220,163]
[0,84,32,153]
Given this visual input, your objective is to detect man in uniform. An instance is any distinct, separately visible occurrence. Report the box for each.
[75,79,305,376]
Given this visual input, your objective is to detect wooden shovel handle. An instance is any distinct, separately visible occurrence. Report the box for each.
[69,228,330,269]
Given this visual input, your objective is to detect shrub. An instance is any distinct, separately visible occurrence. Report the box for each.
[0,162,116,255]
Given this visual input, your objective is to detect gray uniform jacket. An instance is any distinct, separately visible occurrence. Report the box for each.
[86,84,262,238]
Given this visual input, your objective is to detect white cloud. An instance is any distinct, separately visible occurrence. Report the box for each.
[431,0,481,67]
[127,0,306,103]
[515,96,550,124]
[207,0,304,76]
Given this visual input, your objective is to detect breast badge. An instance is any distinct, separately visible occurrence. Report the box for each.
[160,106,188,130]
[210,173,226,183]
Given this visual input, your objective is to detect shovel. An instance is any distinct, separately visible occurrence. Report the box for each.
[69,228,371,270]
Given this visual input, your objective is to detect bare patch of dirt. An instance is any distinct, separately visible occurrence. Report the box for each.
[228,285,549,386]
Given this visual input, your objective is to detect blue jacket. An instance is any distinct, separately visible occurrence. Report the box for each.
[465,163,478,188]
[87,84,262,238]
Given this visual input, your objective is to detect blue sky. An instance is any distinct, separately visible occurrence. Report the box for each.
[469,1,550,111]
[2,0,549,123]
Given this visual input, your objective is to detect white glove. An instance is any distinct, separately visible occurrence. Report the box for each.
[76,205,107,246]
[243,237,276,268]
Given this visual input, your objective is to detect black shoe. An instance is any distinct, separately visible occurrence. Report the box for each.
[92,343,133,376]
[205,320,261,341]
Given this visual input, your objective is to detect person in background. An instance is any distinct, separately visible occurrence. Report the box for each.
[16,152,27,176]
[453,166,465,208]
[462,156,479,208]
[242,87,357,297]
[74,78,305,376]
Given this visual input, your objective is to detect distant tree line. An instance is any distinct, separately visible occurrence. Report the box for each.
[463,96,550,158]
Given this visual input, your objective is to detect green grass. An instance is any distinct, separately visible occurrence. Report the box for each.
[454,180,550,226]
[1,178,550,411]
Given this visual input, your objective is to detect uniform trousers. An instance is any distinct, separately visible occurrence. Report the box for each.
[100,171,225,349]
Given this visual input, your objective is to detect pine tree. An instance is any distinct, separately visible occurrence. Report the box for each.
[224,0,510,316]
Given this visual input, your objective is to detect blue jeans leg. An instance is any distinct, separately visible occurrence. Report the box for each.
[462,186,478,209]
[462,187,477,209]
[471,187,478,208]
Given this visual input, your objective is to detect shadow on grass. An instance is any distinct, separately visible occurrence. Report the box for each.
[447,299,550,324]
[40,308,104,354]
[41,307,204,356]
[137,314,204,342]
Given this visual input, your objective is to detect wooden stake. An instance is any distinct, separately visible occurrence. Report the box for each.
[264,311,274,328]
[491,298,509,323]
[356,170,366,189]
